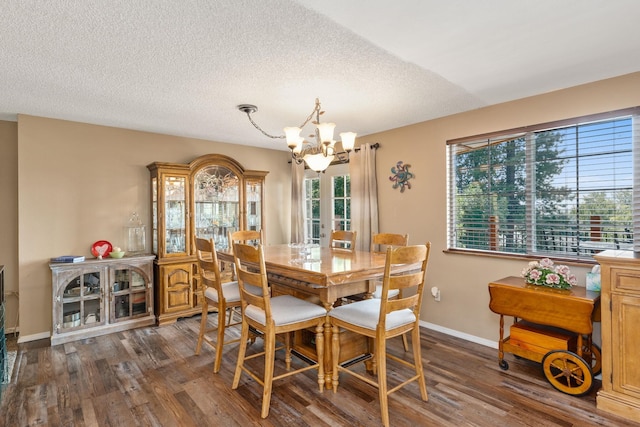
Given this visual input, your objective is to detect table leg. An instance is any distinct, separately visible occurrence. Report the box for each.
[365,337,375,373]
[324,315,333,389]
[365,279,375,299]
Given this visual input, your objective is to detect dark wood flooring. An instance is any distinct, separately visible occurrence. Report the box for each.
[1,316,638,427]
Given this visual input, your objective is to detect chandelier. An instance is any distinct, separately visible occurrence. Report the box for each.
[237,98,356,172]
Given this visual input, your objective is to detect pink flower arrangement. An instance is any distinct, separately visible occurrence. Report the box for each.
[521,258,577,290]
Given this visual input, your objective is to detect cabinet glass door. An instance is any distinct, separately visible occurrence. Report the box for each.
[164,175,187,254]
[246,180,263,232]
[112,267,149,320]
[193,165,240,250]
[60,271,102,331]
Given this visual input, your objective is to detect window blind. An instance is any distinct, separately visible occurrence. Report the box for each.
[447,107,640,261]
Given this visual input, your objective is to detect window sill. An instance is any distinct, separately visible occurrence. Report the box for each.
[443,248,599,267]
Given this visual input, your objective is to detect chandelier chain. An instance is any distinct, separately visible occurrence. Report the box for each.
[245,113,284,139]
[242,98,322,140]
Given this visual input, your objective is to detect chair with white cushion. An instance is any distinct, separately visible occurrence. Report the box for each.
[231,242,327,418]
[370,233,410,351]
[329,243,431,427]
[194,237,244,373]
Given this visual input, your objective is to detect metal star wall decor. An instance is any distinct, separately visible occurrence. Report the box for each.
[389,161,414,192]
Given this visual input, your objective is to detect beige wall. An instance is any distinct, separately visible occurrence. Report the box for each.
[0,120,18,334]
[359,72,640,342]
[4,71,640,345]
[16,115,290,341]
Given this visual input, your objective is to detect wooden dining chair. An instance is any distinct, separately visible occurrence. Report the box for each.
[370,233,409,299]
[330,230,357,252]
[228,229,263,247]
[370,232,410,351]
[231,242,327,418]
[228,229,264,279]
[328,243,431,427]
[194,237,245,373]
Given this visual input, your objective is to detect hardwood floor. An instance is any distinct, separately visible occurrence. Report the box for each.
[1,316,637,427]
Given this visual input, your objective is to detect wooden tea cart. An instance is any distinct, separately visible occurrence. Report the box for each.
[488,276,601,396]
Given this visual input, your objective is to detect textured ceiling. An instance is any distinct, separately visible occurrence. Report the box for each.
[1,0,639,151]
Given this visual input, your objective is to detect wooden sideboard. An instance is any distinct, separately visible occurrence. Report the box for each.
[50,256,155,346]
[594,250,640,422]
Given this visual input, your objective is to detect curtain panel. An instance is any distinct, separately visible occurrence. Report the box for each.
[290,160,305,243]
[350,143,379,251]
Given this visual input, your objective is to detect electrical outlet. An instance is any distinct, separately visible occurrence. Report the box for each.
[434,289,441,302]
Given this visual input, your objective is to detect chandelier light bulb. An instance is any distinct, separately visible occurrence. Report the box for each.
[304,153,335,172]
[316,122,336,144]
[284,127,302,149]
[339,132,357,152]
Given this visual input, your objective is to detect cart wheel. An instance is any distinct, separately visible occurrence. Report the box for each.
[581,343,602,376]
[541,350,593,396]
[499,359,509,370]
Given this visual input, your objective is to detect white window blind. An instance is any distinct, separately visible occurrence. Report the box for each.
[447,107,640,261]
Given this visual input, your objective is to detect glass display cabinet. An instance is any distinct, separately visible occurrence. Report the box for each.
[149,165,190,258]
[193,164,240,250]
[147,154,267,325]
[50,255,155,346]
[246,179,263,233]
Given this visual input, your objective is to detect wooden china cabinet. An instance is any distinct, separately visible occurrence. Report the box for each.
[593,250,640,422]
[147,154,267,325]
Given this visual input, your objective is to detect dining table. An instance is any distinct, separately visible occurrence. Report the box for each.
[218,243,414,308]
[217,243,420,387]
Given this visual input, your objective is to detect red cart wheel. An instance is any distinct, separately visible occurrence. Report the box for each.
[541,350,593,396]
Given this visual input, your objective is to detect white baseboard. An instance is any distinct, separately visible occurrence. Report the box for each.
[14,322,494,349]
[17,331,50,344]
[420,321,498,349]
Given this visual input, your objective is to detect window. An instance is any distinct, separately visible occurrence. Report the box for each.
[447,108,640,261]
[303,164,351,246]
[332,174,351,232]
[303,175,321,244]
